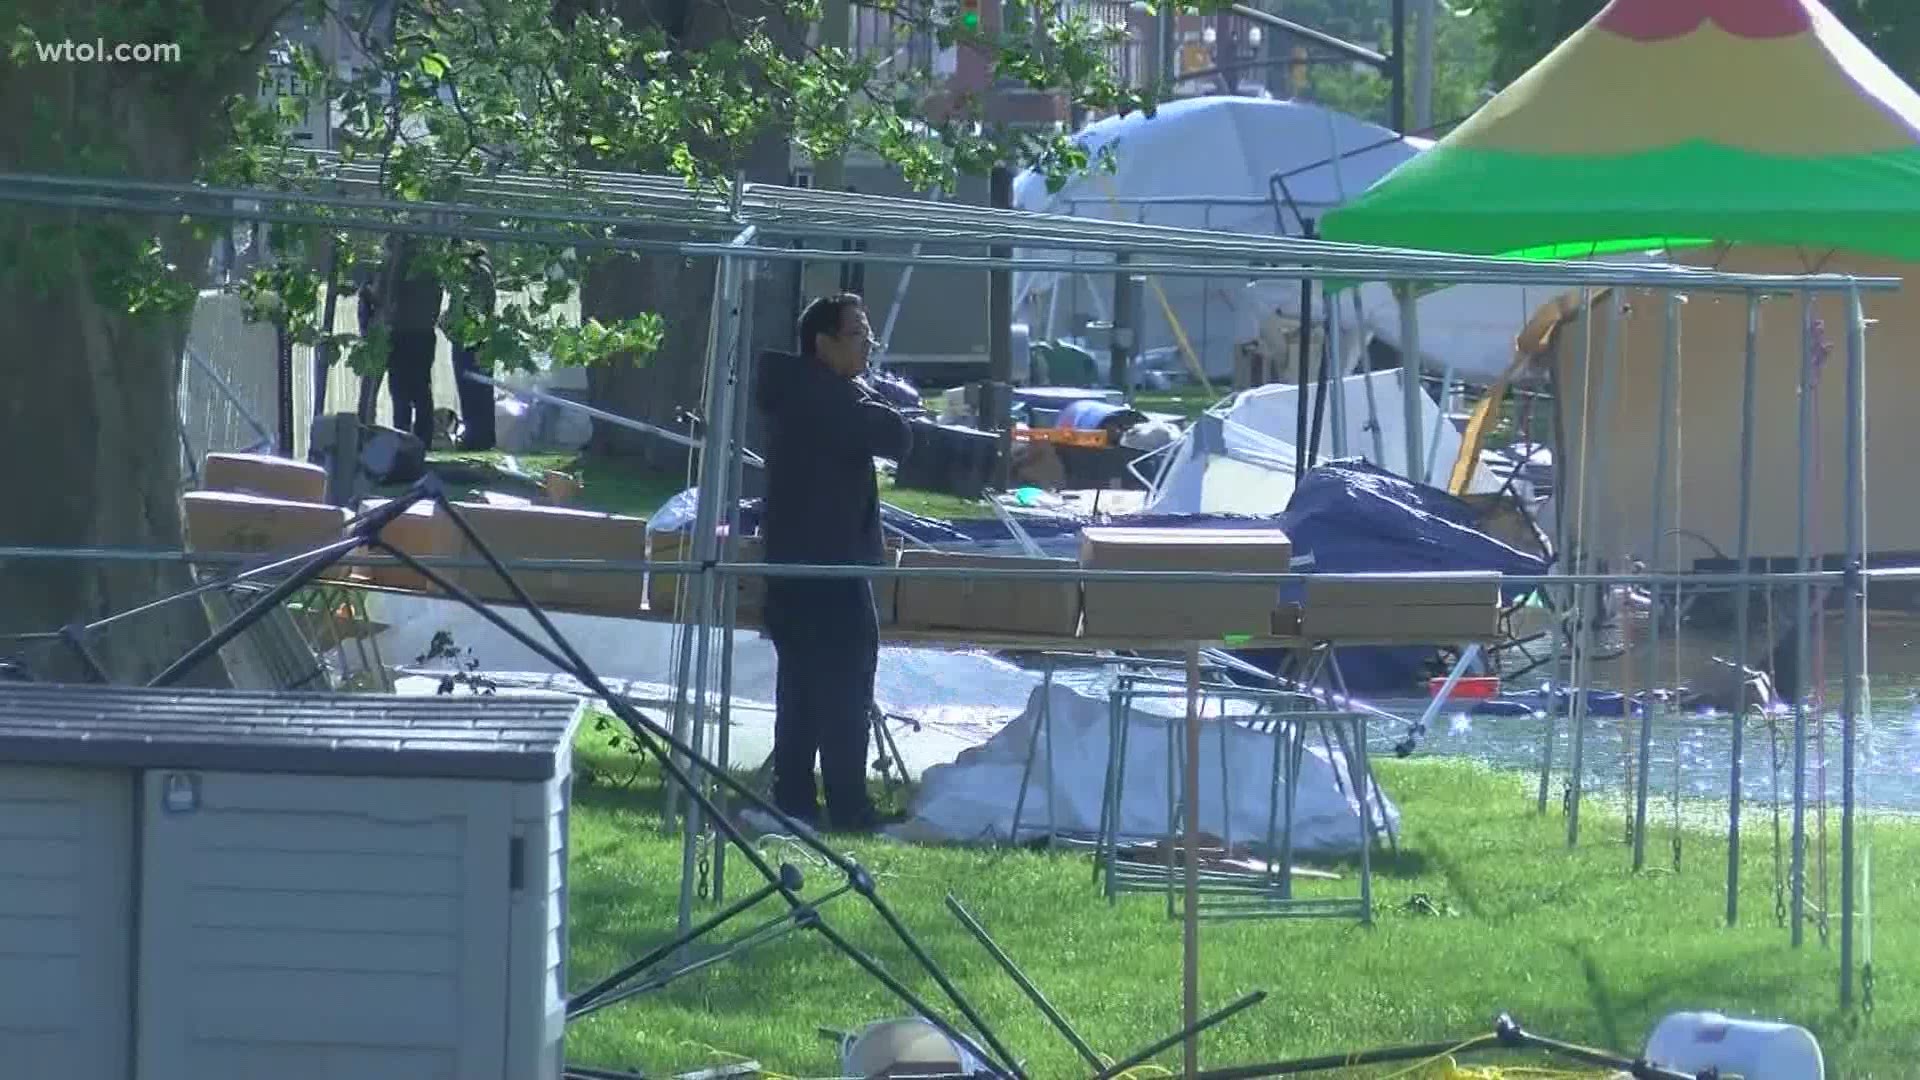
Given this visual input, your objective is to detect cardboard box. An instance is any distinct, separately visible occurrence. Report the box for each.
[645,532,746,621]
[1299,603,1501,643]
[443,501,649,615]
[892,550,1080,637]
[1304,572,1501,610]
[646,533,911,628]
[202,452,329,504]
[638,533,876,629]
[1079,527,1291,639]
[355,498,464,593]
[181,491,356,581]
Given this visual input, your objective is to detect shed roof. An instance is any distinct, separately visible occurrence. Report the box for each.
[0,683,584,781]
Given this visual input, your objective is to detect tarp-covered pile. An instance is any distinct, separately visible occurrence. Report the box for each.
[1145,371,1503,517]
[1234,460,1550,692]
[894,679,1398,852]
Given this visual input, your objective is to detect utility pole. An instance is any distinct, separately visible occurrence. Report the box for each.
[808,0,851,301]
[1158,4,1177,91]
[1389,0,1406,133]
[988,164,1014,488]
[1413,0,1435,131]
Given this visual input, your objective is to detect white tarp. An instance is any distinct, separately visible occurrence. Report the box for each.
[1010,96,1656,384]
[1146,371,1502,516]
[896,680,1398,853]
[362,590,1047,778]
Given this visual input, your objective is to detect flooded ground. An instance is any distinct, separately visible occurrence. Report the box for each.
[1383,605,1918,814]
[370,590,1920,812]
[1451,607,1920,814]
[1041,605,1920,814]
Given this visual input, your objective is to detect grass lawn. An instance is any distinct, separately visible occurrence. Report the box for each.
[565,723,1915,1078]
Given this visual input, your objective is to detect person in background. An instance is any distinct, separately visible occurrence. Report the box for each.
[355,262,380,341]
[381,232,444,447]
[447,242,497,451]
[750,293,913,833]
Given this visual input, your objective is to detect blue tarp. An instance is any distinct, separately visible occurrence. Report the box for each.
[711,458,1546,692]
[1236,459,1549,693]
[1275,459,1545,591]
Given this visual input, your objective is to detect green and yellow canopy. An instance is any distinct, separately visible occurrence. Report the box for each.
[1320,0,1920,261]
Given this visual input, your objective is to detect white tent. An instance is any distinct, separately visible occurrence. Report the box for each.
[895,680,1397,853]
[1011,97,1646,384]
[1146,371,1503,516]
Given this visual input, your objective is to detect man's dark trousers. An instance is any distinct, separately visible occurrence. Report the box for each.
[764,577,879,824]
[452,344,495,449]
[387,329,438,446]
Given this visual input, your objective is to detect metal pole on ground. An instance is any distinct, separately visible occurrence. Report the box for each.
[1182,646,1203,1077]
[1297,223,1319,478]
[1356,291,1387,466]
[1539,289,1590,815]
[1110,253,1135,390]
[711,265,761,906]
[1634,292,1681,870]
[1295,278,1312,479]
[1726,292,1759,925]
[1423,363,1453,486]
[1793,293,1815,944]
[1568,287,1622,848]
[1308,312,1333,473]
[1328,305,1348,458]
[678,233,751,933]
[667,239,744,831]
[1397,286,1423,484]
[1840,283,1867,1008]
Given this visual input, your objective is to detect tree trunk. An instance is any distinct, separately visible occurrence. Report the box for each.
[0,1,285,684]
[584,0,801,488]
[584,251,719,471]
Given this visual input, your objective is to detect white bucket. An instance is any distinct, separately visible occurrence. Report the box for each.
[1644,1011,1823,1080]
[840,1017,988,1078]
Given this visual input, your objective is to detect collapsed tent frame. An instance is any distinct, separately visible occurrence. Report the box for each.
[0,158,1892,1032]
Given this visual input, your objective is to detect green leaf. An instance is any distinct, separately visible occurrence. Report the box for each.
[421,51,451,79]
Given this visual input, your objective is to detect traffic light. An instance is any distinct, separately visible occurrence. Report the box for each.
[960,0,981,30]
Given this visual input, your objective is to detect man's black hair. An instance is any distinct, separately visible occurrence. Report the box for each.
[798,293,865,357]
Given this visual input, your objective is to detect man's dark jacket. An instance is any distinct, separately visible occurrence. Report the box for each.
[384,234,444,334]
[754,351,912,568]
[449,246,495,348]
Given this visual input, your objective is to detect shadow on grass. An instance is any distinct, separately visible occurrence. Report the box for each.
[1295,840,1435,881]
[569,887,1031,1048]
[1424,845,1493,922]
[574,775,668,816]
[1523,947,1828,1066]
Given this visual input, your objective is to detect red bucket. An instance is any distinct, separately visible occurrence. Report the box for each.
[1429,675,1500,700]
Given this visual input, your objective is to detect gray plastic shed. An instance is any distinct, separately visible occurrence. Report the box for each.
[0,682,586,1080]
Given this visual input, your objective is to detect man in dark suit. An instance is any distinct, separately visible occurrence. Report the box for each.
[753,294,912,831]
[380,233,444,447]
[447,243,497,450]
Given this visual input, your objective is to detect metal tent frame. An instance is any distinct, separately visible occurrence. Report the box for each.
[0,157,1892,1047]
